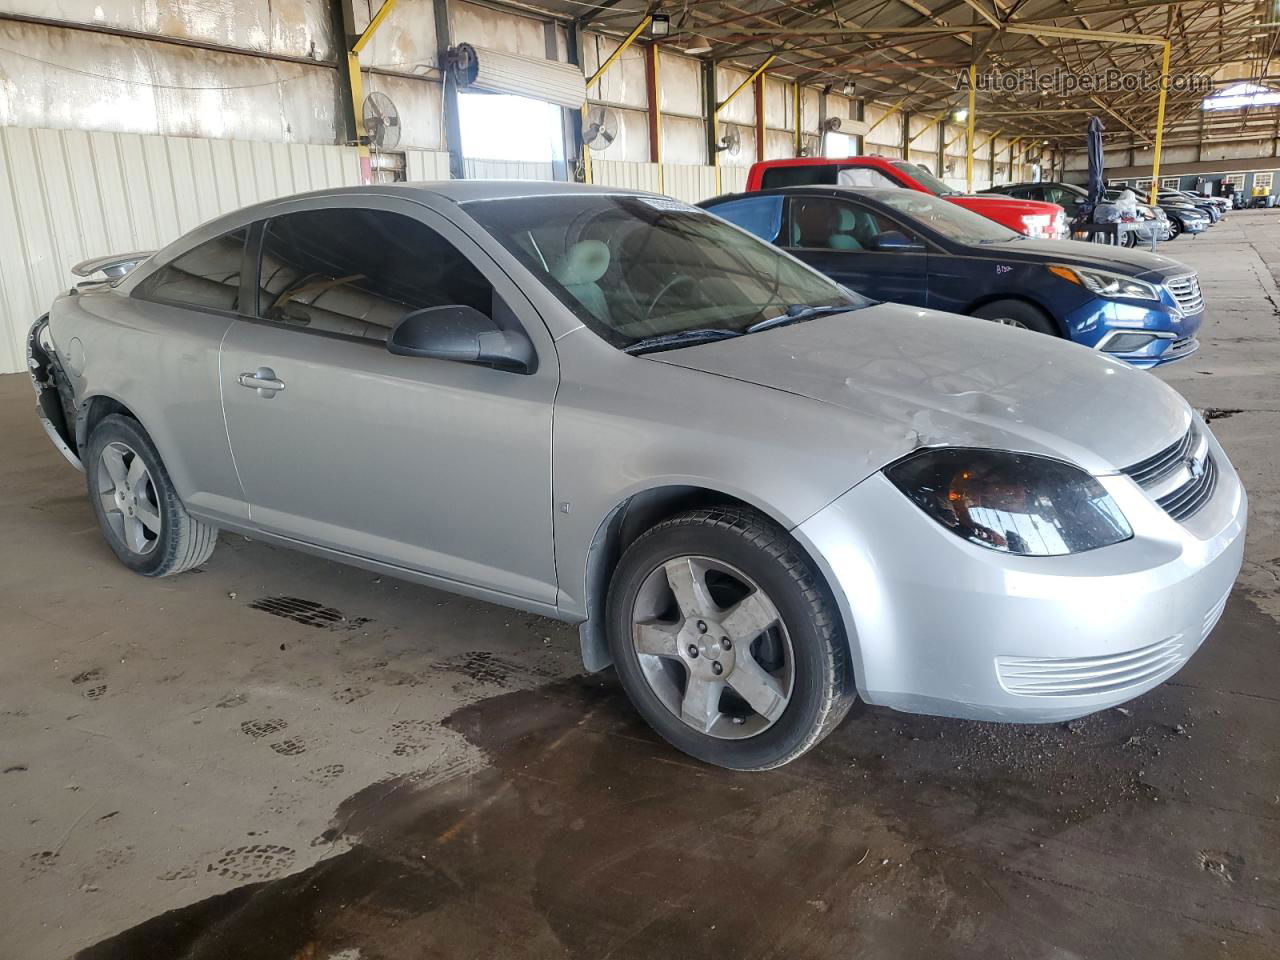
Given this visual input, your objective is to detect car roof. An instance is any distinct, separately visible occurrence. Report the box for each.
[705,185,912,202]
[306,180,660,204]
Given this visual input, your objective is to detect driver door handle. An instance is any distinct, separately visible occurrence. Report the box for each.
[238,367,285,397]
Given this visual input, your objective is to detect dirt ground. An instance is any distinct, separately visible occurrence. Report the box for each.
[2,212,1277,960]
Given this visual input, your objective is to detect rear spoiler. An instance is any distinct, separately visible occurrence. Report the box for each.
[71,251,154,279]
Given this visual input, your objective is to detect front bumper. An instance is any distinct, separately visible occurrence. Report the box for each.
[26,316,82,470]
[1063,296,1203,368]
[795,431,1247,723]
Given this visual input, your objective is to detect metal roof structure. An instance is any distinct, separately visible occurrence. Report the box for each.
[573,0,1279,150]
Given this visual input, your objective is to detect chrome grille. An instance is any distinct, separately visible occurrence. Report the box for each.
[996,635,1187,697]
[1122,423,1217,522]
[1123,425,1197,487]
[1157,453,1218,521]
[1165,273,1204,315]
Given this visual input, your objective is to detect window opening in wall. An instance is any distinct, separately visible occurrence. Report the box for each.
[459,91,566,168]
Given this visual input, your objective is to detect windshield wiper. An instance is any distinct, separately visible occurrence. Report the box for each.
[623,328,742,356]
[745,303,853,334]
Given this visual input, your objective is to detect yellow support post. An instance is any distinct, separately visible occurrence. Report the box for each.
[865,98,904,135]
[966,63,976,192]
[712,55,775,195]
[581,16,652,184]
[347,0,399,182]
[716,56,775,115]
[794,81,802,156]
[1149,40,1171,207]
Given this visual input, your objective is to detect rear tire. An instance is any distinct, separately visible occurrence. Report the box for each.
[606,506,854,771]
[85,414,218,577]
[971,299,1059,336]
[1168,217,1182,239]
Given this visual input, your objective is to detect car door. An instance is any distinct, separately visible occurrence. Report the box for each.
[781,195,929,306]
[123,226,251,523]
[218,196,559,604]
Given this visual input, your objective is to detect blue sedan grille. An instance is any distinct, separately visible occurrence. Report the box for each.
[1165,273,1203,314]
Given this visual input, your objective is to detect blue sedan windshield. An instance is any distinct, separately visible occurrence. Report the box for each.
[873,191,1022,245]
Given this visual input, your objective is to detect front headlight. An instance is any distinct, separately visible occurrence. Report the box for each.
[885,448,1132,556]
[1047,264,1160,301]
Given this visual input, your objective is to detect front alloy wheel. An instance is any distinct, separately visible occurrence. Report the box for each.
[607,507,854,770]
[631,556,794,739]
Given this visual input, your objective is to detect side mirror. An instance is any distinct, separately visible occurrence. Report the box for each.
[870,230,925,253]
[387,305,534,373]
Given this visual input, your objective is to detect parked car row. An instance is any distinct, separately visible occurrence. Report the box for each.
[983,180,1169,246]
[28,178,1242,772]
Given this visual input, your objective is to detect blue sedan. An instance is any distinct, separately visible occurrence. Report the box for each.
[700,186,1204,367]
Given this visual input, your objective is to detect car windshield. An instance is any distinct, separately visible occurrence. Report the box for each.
[464,194,870,349]
[871,190,1022,245]
[893,161,958,196]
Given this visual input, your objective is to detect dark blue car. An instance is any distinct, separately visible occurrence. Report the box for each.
[700,186,1204,367]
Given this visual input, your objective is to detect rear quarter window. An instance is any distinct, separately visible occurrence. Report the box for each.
[760,164,840,189]
[706,196,784,244]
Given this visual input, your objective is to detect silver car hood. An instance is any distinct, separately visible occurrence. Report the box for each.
[655,304,1191,476]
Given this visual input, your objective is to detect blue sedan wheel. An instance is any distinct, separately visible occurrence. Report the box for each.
[971,299,1058,337]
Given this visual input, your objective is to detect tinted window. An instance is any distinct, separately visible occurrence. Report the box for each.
[760,164,840,188]
[134,229,246,312]
[892,161,956,196]
[255,208,492,342]
[786,197,917,251]
[465,194,869,347]
[707,195,784,243]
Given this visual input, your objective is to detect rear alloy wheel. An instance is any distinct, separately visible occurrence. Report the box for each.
[86,414,218,577]
[96,440,163,556]
[1168,217,1182,239]
[607,507,854,770]
[971,299,1058,336]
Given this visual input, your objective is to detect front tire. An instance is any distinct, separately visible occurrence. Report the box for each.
[606,506,854,770]
[85,414,218,576]
[971,299,1058,336]
[1168,217,1182,239]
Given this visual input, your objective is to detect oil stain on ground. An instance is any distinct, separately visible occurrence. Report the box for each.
[77,596,1280,960]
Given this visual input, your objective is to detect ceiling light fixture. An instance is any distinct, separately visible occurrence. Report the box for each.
[650,14,670,37]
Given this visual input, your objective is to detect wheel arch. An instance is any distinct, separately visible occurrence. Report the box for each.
[76,394,145,453]
[965,293,1065,337]
[575,484,850,675]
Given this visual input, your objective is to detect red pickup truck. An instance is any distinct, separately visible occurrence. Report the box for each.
[745,156,1068,240]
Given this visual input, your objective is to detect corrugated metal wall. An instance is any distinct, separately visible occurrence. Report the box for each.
[0,125,361,374]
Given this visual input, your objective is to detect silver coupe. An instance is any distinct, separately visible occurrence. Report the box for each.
[28,181,1246,770]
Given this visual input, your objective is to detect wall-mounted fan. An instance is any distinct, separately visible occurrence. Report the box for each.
[822,116,842,133]
[583,105,619,153]
[717,125,742,157]
[362,91,402,151]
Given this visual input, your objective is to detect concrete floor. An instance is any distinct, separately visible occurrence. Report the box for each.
[3,214,1279,960]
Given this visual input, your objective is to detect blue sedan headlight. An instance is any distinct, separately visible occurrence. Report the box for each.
[885,448,1133,556]
[1048,264,1160,301]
